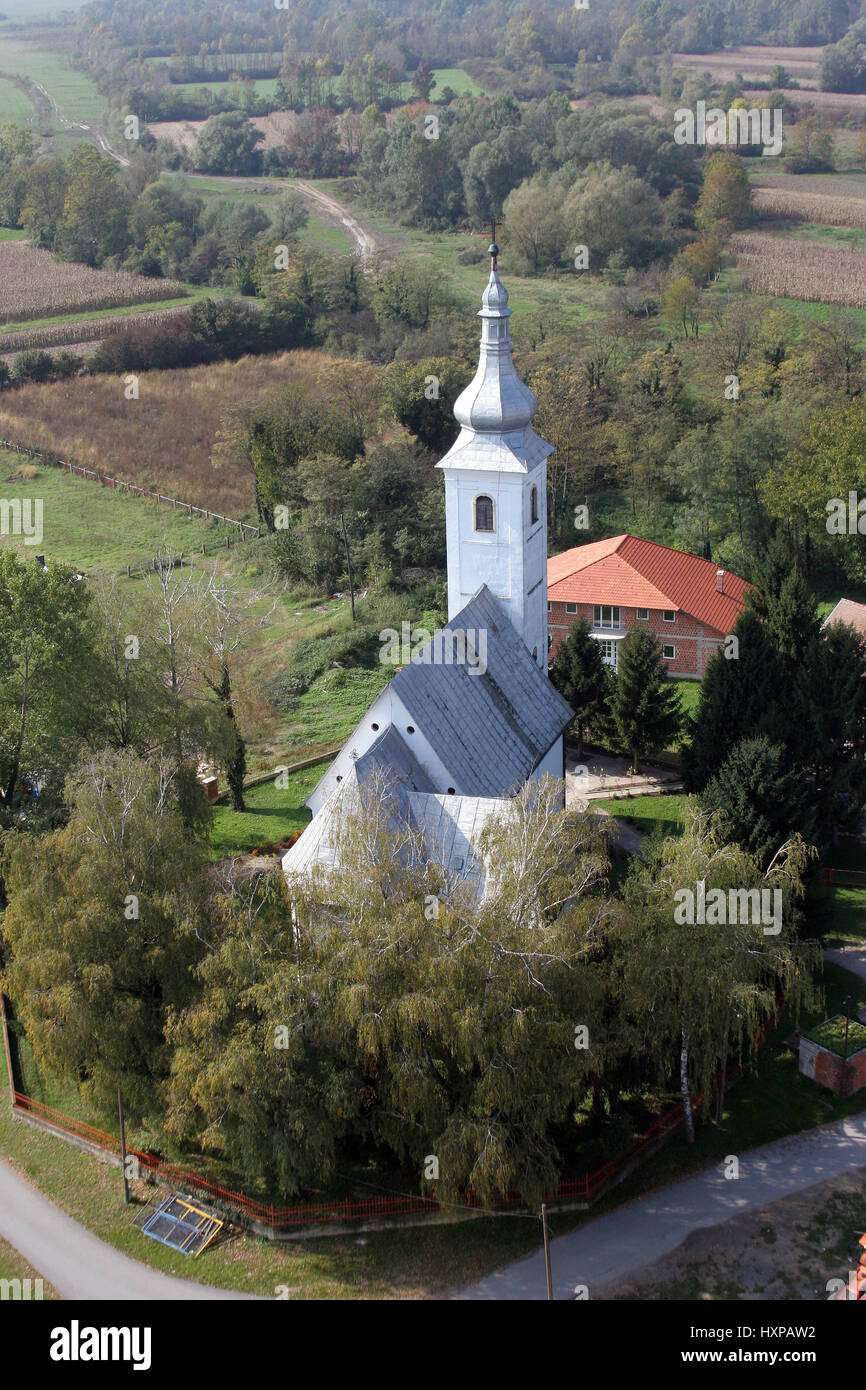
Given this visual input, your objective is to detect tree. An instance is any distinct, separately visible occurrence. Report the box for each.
[411,60,435,103]
[288,772,614,1208]
[617,806,818,1142]
[1,749,206,1122]
[193,112,263,176]
[0,552,98,810]
[682,609,787,791]
[550,617,609,758]
[701,737,815,865]
[610,626,682,773]
[786,115,835,173]
[382,357,464,452]
[562,163,665,271]
[696,152,752,232]
[790,622,866,848]
[164,860,360,1194]
[58,144,130,265]
[747,535,820,676]
[502,175,566,272]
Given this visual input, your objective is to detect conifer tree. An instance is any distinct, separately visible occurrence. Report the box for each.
[550,616,610,757]
[701,736,815,866]
[682,609,786,791]
[610,626,682,774]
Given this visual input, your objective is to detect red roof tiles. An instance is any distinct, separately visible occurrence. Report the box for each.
[548,534,750,635]
[822,598,866,637]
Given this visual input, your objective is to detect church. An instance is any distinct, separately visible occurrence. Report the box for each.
[282,244,573,894]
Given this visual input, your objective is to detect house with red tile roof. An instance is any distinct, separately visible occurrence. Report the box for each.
[547,534,750,678]
[822,598,866,638]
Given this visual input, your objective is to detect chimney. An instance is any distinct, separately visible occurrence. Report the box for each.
[716,569,724,594]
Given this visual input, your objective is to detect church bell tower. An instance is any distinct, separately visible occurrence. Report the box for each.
[436,242,553,669]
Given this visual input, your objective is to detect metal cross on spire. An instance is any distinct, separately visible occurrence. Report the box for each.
[489,217,500,269]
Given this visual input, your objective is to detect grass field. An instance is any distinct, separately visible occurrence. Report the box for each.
[593,793,690,839]
[0,454,238,567]
[432,68,486,98]
[178,175,353,255]
[0,33,105,127]
[0,73,37,126]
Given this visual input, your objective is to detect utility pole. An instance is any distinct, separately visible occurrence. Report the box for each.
[541,1202,553,1301]
[118,1086,130,1205]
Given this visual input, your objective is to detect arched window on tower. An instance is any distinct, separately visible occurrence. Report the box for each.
[474,495,494,532]
[530,485,539,524]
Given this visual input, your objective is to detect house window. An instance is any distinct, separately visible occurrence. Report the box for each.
[530,485,539,524]
[663,644,676,660]
[565,602,578,615]
[598,639,617,670]
[593,605,620,629]
[636,608,649,621]
[663,610,676,623]
[547,601,552,612]
[474,495,494,532]
[547,632,553,649]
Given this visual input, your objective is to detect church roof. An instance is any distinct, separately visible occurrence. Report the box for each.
[353,723,435,794]
[282,764,508,898]
[391,585,572,797]
[436,263,553,475]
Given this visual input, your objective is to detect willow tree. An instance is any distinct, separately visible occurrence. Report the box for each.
[289,771,617,1209]
[615,804,820,1142]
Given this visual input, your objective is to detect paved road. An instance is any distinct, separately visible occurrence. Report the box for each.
[457,1112,866,1300]
[0,1158,258,1300]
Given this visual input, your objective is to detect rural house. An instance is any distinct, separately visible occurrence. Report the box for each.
[547,535,749,678]
[822,598,866,638]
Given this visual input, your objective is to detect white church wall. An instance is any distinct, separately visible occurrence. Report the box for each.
[306,686,395,815]
[442,460,548,664]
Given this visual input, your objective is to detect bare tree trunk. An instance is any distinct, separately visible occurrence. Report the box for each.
[680,1026,695,1144]
[715,1007,730,1124]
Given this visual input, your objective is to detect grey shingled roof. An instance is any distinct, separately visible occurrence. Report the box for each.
[354,724,436,794]
[392,584,573,797]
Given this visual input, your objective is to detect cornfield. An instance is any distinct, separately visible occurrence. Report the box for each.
[731,232,866,308]
[0,306,192,355]
[754,186,866,229]
[0,242,187,326]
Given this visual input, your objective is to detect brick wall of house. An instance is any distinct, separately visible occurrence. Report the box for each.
[547,600,724,678]
[799,1037,866,1096]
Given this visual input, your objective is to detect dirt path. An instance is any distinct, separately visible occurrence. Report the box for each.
[292,180,378,259]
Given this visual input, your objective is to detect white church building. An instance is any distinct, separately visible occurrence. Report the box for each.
[282,245,573,893]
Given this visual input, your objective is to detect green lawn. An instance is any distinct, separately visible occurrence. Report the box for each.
[0,227,25,242]
[0,458,238,569]
[594,793,691,839]
[210,766,318,859]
